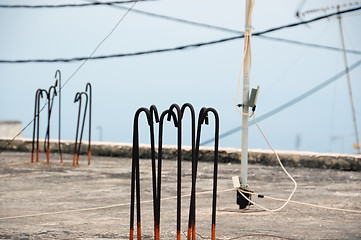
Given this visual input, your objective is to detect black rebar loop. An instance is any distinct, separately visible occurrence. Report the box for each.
[55,70,63,163]
[130,107,154,240]
[73,92,88,166]
[44,82,58,164]
[149,105,160,235]
[31,89,46,163]
[85,83,92,165]
[168,104,183,240]
[191,107,219,240]
[154,108,178,240]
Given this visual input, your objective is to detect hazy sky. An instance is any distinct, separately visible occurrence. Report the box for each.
[0,0,360,154]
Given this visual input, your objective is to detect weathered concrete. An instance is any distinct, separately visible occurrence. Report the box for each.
[0,151,360,239]
[1,138,360,171]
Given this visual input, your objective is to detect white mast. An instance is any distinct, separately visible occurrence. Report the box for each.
[240,0,253,187]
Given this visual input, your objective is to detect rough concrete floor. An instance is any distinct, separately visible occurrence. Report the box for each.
[0,151,360,240]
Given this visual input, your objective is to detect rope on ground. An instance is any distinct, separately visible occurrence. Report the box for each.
[0,188,233,220]
[239,189,361,214]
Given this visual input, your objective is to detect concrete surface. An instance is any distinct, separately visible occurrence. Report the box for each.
[1,139,360,171]
[1,151,361,239]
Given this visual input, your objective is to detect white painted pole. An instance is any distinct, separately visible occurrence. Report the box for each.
[240,0,252,188]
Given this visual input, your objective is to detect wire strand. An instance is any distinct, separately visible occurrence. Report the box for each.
[0,1,145,8]
[100,1,361,55]
[239,189,361,214]
[1,6,360,64]
[237,114,298,212]
[0,188,232,220]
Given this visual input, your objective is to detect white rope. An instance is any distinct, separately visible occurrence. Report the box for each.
[239,189,361,214]
[238,114,298,212]
[0,188,233,220]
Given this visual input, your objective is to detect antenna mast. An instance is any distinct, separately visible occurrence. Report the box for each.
[240,0,254,188]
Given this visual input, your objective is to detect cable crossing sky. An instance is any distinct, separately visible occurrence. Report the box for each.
[0,6,360,64]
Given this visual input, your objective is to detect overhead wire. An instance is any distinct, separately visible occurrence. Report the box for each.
[2,0,357,55]
[0,0,146,8]
[89,0,361,55]
[1,6,361,64]
[201,58,361,145]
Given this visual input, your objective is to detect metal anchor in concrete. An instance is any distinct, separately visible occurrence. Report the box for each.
[85,83,92,165]
[73,91,88,166]
[31,89,47,163]
[129,107,153,240]
[154,108,178,240]
[189,107,219,240]
[44,83,57,164]
[55,70,63,163]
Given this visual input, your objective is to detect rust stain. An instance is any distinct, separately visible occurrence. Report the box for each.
[155,225,159,240]
[211,224,215,240]
[88,150,91,165]
[129,228,133,240]
[73,153,77,166]
[177,230,181,240]
[137,222,141,240]
[46,149,50,164]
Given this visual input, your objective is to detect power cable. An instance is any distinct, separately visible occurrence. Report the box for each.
[201,58,361,145]
[1,6,360,64]
[257,35,361,55]
[0,0,146,8]
[103,3,361,55]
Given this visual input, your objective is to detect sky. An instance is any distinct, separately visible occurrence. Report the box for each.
[0,0,360,154]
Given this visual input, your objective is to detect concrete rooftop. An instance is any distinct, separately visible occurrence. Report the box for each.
[1,151,361,239]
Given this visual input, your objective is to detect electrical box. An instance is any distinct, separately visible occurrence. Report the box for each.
[249,85,259,107]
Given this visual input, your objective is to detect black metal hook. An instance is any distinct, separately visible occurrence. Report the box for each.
[192,108,219,240]
[55,70,63,163]
[168,103,183,240]
[130,107,152,240]
[44,85,57,164]
[180,103,197,240]
[73,92,88,166]
[31,89,46,163]
[85,83,92,165]
[154,109,178,240]
[148,104,159,235]
[150,105,160,123]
